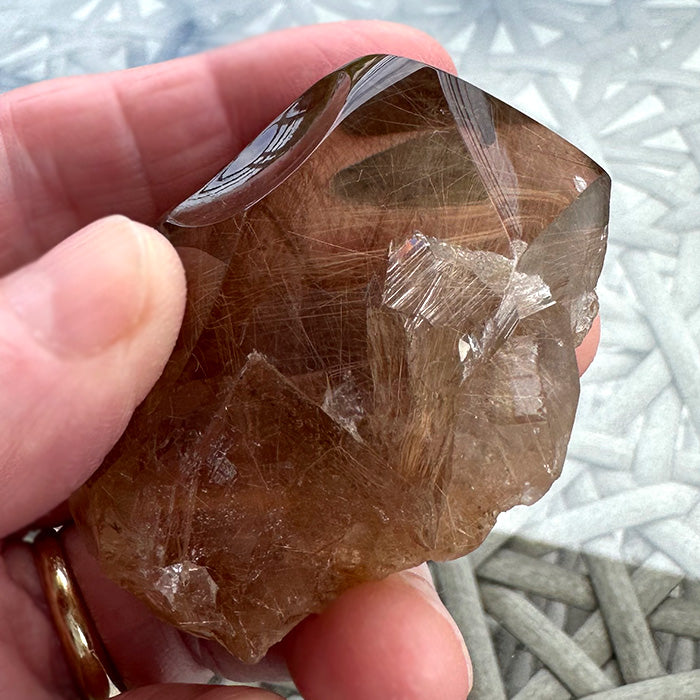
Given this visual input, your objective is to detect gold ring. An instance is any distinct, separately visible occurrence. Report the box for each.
[32,529,124,700]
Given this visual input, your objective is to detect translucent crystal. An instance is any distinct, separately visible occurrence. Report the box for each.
[71,55,610,662]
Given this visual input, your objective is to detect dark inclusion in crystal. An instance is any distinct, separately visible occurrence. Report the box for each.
[71,55,610,662]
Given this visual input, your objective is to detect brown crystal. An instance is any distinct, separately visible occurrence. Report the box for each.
[70,55,610,663]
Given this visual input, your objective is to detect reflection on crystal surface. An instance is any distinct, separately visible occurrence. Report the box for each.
[71,55,610,662]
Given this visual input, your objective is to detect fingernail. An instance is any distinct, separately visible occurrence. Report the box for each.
[398,565,473,687]
[2,215,149,357]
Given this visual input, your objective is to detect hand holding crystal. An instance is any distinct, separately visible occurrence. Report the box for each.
[0,22,488,700]
[0,20,602,700]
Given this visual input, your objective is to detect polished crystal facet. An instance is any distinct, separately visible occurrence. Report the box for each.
[71,55,610,662]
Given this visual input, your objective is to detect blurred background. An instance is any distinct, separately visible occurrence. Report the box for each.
[2,1,699,698]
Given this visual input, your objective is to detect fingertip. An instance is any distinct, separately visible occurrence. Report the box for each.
[113,215,187,400]
[1,214,185,360]
[342,20,457,72]
[0,215,186,536]
[576,314,600,376]
[283,567,471,700]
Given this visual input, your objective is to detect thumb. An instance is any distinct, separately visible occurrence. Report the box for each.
[0,215,185,537]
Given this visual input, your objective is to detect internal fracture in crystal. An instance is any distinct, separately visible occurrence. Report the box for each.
[71,55,610,663]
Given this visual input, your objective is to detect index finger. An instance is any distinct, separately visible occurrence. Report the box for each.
[0,21,455,274]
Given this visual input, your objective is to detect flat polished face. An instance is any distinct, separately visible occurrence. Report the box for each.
[71,54,610,663]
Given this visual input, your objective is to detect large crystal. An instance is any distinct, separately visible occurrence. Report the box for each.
[71,55,610,662]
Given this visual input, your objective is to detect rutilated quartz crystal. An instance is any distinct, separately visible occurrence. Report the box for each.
[71,55,610,663]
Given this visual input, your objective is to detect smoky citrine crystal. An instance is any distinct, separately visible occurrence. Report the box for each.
[71,55,610,662]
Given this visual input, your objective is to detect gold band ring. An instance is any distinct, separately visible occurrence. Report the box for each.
[32,529,124,700]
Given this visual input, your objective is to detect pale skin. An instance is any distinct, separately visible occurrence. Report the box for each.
[0,21,599,700]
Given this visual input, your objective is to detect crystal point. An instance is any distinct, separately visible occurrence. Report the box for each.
[70,55,610,662]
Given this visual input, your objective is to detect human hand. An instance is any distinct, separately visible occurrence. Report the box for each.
[0,20,598,700]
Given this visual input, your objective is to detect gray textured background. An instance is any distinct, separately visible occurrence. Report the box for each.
[2,2,699,691]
